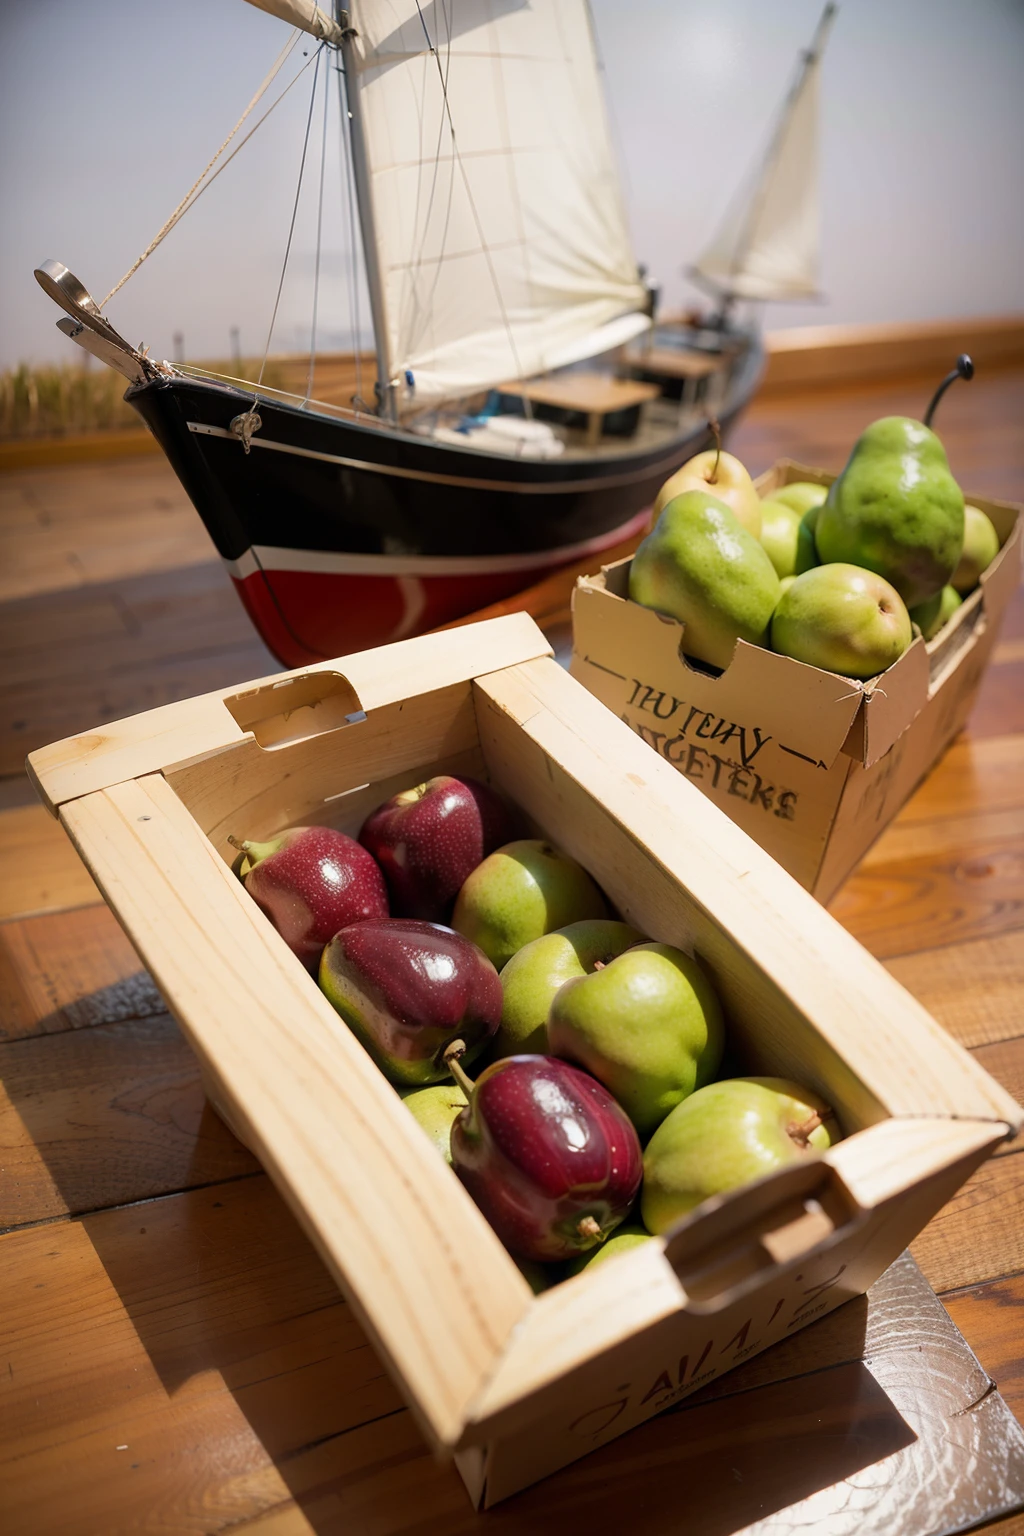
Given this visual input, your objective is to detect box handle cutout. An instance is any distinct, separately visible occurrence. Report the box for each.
[224,671,366,750]
[662,1158,864,1315]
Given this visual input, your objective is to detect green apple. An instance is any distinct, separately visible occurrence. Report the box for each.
[909,584,962,640]
[565,1224,653,1276]
[768,481,828,518]
[547,942,724,1140]
[495,919,645,1057]
[654,449,762,537]
[400,1082,467,1163]
[451,839,607,971]
[641,1077,838,1234]
[759,498,819,580]
[952,505,1000,594]
[771,563,912,678]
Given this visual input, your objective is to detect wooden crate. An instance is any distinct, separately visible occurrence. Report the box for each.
[572,462,1023,901]
[27,613,1022,1509]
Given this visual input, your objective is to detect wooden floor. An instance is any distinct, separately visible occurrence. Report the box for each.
[1,370,1023,1534]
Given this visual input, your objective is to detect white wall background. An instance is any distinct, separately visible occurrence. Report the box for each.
[2,0,1023,369]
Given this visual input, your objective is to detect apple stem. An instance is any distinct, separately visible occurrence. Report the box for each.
[707,417,722,484]
[444,1039,475,1098]
[788,1109,828,1148]
[577,1215,602,1241]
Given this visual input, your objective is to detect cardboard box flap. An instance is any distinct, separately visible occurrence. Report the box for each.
[856,634,932,767]
[574,571,865,769]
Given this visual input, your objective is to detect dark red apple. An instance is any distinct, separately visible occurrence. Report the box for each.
[449,1055,642,1263]
[319,919,502,1086]
[232,826,388,970]
[359,775,515,921]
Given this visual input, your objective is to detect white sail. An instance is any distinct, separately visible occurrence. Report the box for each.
[241,0,343,44]
[346,0,648,404]
[693,5,835,303]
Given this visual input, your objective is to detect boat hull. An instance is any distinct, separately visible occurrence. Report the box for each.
[126,347,762,665]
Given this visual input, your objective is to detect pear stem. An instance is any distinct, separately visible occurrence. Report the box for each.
[444,1039,475,1098]
[227,835,248,853]
[577,1215,602,1241]
[706,417,722,484]
[788,1109,828,1148]
[924,353,974,428]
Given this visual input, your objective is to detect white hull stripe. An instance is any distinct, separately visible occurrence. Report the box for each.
[187,420,689,495]
[225,513,648,582]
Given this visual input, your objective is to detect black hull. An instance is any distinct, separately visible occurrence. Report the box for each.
[126,337,763,664]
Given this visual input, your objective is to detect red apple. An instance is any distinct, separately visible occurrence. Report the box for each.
[319,919,502,1086]
[233,825,388,970]
[449,1054,642,1262]
[359,775,515,921]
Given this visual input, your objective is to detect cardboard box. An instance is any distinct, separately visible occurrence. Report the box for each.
[571,461,1022,901]
[27,615,1021,1507]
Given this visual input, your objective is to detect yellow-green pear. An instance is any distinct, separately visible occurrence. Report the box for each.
[629,490,780,670]
[452,839,607,971]
[565,1224,653,1276]
[495,919,645,1057]
[952,505,1000,594]
[401,1082,467,1163]
[654,448,762,537]
[641,1077,839,1234]
[547,942,724,1140]
[759,498,819,580]
[768,481,828,518]
[909,584,962,640]
[771,564,912,679]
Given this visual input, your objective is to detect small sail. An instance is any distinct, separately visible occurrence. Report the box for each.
[241,0,342,44]
[347,0,648,404]
[693,4,835,303]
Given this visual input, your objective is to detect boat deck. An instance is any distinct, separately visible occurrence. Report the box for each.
[1,368,1023,1534]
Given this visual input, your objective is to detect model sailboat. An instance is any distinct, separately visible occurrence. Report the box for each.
[35,2,829,667]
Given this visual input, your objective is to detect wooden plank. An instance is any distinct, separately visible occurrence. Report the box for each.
[0,1014,258,1228]
[829,825,1024,959]
[912,1148,1024,1293]
[496,373,661,414]
[0,802,99,919]
[886,930,1024,1049]
[972,1038,1024,1145]
[943,1273,1024,1427]
[760,315,1024,394]
[0,902,161,1041]
[892,736,1024,823]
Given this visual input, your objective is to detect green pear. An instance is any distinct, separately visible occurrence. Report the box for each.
[401,1082,467,1163]
[452,839,607,971]
[495,919,646,1057]
[629,490,781,670]
[641,1077,838,1234]
[771,563,912,679]
[759,498,819,580]
[909,584,962,640]
[815,417,964,609]
[547,943,724,1140]
[768,481,829,518]
[952,505,1000,594]
[778,575,797,598]
[565,1224,653,1277]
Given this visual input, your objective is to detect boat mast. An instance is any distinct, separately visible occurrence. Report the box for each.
[337,7,395,422]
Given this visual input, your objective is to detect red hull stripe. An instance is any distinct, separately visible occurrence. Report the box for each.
[224,507,650,581]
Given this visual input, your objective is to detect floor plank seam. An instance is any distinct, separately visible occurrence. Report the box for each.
[0,1166,265,1238]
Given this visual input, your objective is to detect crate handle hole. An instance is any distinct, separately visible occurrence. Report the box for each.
[224,672,366,749]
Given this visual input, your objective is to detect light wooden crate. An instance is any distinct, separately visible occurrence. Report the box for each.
[28,613,1021,1508]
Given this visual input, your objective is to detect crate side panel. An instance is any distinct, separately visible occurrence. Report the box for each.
[59,773,531,1450]
[473,660,1023,1129]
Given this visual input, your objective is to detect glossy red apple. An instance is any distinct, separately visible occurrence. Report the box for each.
[232,826,388,970]
[449,1054,642,1262]
[359,775,515,921]
[319,919,502,1086]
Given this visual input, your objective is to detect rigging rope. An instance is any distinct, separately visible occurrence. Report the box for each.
[258,45,325,386]
[305,52,332,404]
[100,29,304,310]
